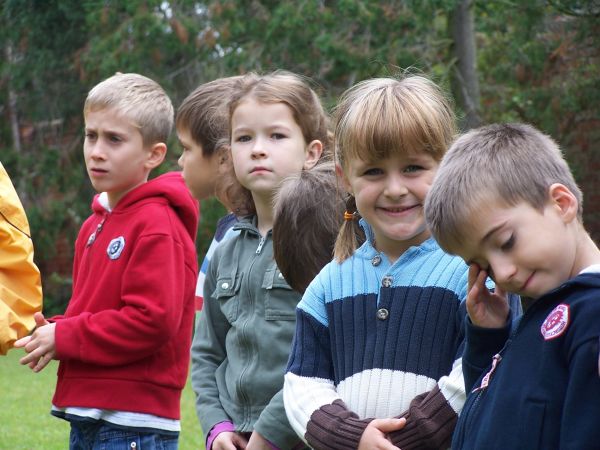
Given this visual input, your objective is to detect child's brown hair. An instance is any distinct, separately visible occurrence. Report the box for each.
[227,70,332,214]
[425,122,583,252]
[176,76,242,158]
[176,76,253,215]
[273,162,344,293]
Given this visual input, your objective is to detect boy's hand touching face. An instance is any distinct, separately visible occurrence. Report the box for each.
[14,312,56,372]
[467,264,510,329]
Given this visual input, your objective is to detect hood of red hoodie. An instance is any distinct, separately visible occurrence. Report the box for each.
[91,171,199,241]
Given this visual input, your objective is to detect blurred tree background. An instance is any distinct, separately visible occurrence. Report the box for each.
[1,0,598,315]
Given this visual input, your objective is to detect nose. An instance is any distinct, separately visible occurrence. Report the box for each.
[488,255,517,286]
[177,152,184,169]
[88,143,106,161]
[250,136,267,159]
[384,173,408,199]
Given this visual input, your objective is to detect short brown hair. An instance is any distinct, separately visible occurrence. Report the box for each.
[176,76,253,212]
[425,123,583,252]
[176,76,242,157]
[273,162,344,293]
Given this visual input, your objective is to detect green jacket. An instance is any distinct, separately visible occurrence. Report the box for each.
[191,216,304,448]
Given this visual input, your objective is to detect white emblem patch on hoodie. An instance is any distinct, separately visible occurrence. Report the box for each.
[107,236,125,260]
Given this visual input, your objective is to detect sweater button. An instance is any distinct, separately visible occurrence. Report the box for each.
[371,255,382,266]
[377,308,389,320]
[382,276,393,288]
[221,282,230,289]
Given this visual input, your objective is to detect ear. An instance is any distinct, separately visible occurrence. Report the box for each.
[335,163,353,195]
[548,183,578,223]
[216,145,231,166]
[145,142,167,170]
[303,140,323,170]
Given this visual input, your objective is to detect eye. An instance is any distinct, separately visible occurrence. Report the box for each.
[235,135,251,143]
[109,134,122,143]
[404,165,424,173]
[363,167,384,176]
[85,132,97,141]
[272,132,286,140]
[500,234,515,251]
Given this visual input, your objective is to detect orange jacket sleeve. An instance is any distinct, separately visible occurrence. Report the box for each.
[0,162,42,354]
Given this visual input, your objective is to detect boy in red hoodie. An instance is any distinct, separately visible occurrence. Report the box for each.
[15,72,198,450]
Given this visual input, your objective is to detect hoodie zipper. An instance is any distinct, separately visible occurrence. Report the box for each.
[459,313,528,445]
[255,235,266,254]
[86,214,108,247]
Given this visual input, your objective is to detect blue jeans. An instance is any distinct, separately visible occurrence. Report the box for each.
[69,421,179,450]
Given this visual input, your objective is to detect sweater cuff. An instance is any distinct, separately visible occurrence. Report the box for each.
[306,399,372,450]
[206,421,235,450]
[389,386,457,450]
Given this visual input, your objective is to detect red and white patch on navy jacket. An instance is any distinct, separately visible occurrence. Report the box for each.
[541,304,570,340]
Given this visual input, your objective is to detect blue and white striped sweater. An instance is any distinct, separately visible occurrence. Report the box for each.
[291,237,469,381]
[284,228,473,441]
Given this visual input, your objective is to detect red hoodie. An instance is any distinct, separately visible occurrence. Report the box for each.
[52,172,198,419]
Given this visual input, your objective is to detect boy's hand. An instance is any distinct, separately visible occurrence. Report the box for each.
[358,418,405,450]
[467,264,509,328]
[212,431,248,450]
[14,312,56,372]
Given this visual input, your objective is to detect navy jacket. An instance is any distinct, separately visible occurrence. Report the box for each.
[452,272,600,450]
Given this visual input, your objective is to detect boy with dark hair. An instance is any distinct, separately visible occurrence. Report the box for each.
[273,161,344,294]
[176,75,250,310]
[16,72,198,450]
[425,122,600,449]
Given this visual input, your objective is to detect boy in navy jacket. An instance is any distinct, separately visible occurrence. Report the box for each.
[425,123,600,449]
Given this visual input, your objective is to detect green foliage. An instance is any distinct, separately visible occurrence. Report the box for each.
[1,0,598,310]
[209,0,457,95]
[2,0,90,122]
[476,1,600,166]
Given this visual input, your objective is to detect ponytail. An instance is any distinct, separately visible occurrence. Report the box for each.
[333,195,365,262]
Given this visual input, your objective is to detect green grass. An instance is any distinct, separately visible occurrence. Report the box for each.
[0,350,204,449]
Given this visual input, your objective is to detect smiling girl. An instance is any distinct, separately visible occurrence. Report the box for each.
[283,75,521,450]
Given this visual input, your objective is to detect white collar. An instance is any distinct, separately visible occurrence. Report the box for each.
[579,264,600,274]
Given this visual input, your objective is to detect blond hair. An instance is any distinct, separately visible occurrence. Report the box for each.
[333,75,456,261]
[425,123,583,252]
[84,73,173,147]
